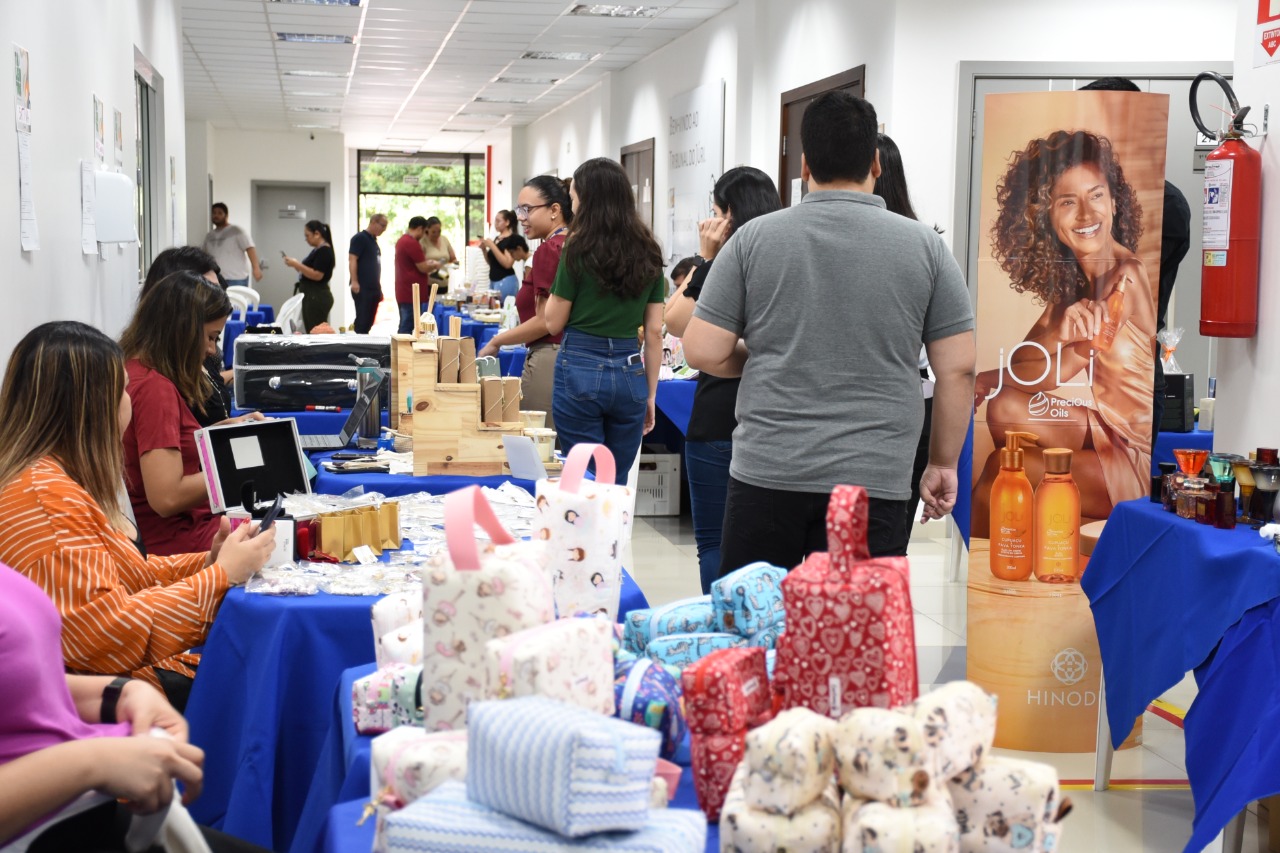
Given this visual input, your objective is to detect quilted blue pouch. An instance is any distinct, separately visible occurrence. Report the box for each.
[748,621,785,650]
[648,594,720,639]
[647,632,746,669]
[711,561,787,637]
[622,607,652,655]
[614,656,686,760]
[467,697,660,837]
[386,781,707,852]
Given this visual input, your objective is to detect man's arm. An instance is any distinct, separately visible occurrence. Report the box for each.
[683,317,747,378]
[245,247,263,282]
[919,330,976,520]
[348,253,360,294]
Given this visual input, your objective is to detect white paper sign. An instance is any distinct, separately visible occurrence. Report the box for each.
[1202,159,1233,250]
[666,81,724,261]
[229,435,265,470]
[351,545,378,565]
[791,178,804,207]
[80,161,96,254]
[18,130,38,251]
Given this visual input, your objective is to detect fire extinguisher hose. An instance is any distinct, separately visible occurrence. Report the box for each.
[1189,71,1248,140]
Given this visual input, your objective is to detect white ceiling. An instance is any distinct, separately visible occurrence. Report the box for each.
[182,0,736,152]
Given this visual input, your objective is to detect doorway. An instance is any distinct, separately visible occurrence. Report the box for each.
[620,138,656,231]
[952,61,1234,391]
[777,66,865,207]
[251,182,330,312]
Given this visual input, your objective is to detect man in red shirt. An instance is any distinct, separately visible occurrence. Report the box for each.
[394,216,439,334]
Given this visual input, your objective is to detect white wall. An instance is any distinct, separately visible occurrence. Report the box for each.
[209,127,349,324]
[185,119,213,244]
[0,0,185,363]
[520,83,611,182]
[889,0,1238,237]
[1212,1,1280,454]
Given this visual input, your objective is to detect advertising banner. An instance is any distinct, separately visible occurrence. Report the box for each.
[665,80,723,261]
[967,91,1168,751]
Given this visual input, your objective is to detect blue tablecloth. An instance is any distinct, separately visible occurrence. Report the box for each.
[310,450,537,498]
[499,345,526,377]
[223,320,246,369]
[1083,499,1280,850]
[259,304,275,324]
[654,379,696,436]
[1152,425,1214,474]
[230,409,391,436]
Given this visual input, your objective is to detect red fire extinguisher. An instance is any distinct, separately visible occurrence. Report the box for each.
[1191,72,1262,338]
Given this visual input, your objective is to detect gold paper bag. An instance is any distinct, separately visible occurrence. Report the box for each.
[458,337,478,384]
[437,337,461,384]
[319,513,346,560]
[379,502,402,550]
[501,377,522,423]
[481,377,504,423]
[356,505,382,555]
[342,512,363,563]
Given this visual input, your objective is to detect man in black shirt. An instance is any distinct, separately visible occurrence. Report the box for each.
[348,214,388,333]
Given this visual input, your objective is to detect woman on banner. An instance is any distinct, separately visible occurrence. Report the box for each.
[970,129,1155,529]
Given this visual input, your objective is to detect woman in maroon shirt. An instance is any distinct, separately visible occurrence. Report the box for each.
[479,175,575,429]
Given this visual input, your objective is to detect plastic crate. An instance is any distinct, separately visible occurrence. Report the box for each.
[636,446,681,516]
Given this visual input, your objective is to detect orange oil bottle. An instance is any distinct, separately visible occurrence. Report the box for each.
[1033,448,1081,583]
[989,431,1038,581]
[1091,275,1130,352]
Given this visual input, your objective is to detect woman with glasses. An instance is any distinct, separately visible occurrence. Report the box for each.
[543,157,665,473]
[479,177,574,429]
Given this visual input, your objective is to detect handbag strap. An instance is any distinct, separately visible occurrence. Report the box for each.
[444,486,516,571]
[560,443,616,491]
[826,484,870,571]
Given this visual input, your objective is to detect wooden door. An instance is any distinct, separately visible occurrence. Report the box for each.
[778,67,866,207]
[621,138,656,230]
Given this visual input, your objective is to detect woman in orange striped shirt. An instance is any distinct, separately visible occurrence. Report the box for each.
[0,322,275,711]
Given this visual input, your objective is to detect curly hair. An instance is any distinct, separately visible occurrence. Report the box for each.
[563,157,663,299]
[990,130,1143,305]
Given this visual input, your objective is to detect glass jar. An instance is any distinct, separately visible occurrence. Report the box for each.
[1177,478,1206,520]
[1254,465,1280,523]
[1196,490,1218,525]
[1163,470,1187,513]
[1215,491,1237,530]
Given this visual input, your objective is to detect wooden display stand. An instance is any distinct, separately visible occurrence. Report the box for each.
[966,542,1142,753]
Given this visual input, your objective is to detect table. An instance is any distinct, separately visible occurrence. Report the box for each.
[1153,425,1214,474]
[654,378,696,436]
[309,450,536,498]
[1083,498,1280,851]
[191,578,651,852]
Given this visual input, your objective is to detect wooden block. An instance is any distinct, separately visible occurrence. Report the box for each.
[411,282,421,340]
[501,377,522,423]
[437,337,461,384]
[481,377,504,423]
[390,335,416,415]
[458,337,478,384]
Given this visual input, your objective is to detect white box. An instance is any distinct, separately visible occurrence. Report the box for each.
[636,446,681,516]
[227,513,296,568]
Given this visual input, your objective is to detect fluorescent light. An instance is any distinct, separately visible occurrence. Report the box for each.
[276,33,355,44]
[473,96,531,104]
[493,76,559,85]
[284,70,351,78]
[292,124,337,129]
[272,0,361,5]
[290,106,342,113]
[520,50,598,61]
[458,111,508,118]
[569,4,663,17]
[286,91,337,96]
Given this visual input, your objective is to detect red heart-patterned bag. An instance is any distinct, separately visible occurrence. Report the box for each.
[688,731,744,823]
[772,485,917,718]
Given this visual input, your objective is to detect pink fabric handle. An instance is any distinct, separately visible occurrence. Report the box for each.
[445,486,517,571]
[826,484,870,570]
[560,443,616,491]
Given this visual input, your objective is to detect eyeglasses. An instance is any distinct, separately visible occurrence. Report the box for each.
[515,203,550,219]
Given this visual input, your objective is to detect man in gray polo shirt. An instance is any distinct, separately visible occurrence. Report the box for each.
[683,91,975,571]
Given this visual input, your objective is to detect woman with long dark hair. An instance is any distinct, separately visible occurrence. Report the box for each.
[664,166,781,592]
[544,158,665,471]
[283,219,336,331]
[873,134,934,533]
[481,209,529,304]
[479,176,574,429]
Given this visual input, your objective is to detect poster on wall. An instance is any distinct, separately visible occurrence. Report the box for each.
[93,95,104,160]
[966,90,1168,750]
[1258,0,1280,67]
[113,108,123,165]
[13,44,31,132]
[665,80,724,262]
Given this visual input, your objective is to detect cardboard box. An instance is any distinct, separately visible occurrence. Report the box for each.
[501,377,522,423]
[437,337,461,384]
[481,377,504,423]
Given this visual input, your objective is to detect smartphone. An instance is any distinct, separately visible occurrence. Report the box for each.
[255,494,285,537]
[330,451,375,461]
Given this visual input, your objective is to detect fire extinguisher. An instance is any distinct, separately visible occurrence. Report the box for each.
[1190,71,1262,338]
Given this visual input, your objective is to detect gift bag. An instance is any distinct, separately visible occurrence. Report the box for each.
[682,647,772,736]
[372,593,423,667]
[841,795,960,853]
[743,707,839,816]
[711,561,787,636]
[378,502,402,550]
[774,485,917,718]
[483,616,615,714]
[535,444,632,621]
[467,697,660,837]
[947,756,1070,853]
[834,707,933,808]
[614,657,686,761]
[911,681,998,783]
[420,486,554,730]
[720,763,842,853]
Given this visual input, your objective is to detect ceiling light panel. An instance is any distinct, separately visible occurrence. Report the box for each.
[520,50,598,61]
[569,5,664,17]
[492,75,559,85]
[272,0,362,5]
[283,69,350,77]
[276,33,355,43]
[473,96,532,104]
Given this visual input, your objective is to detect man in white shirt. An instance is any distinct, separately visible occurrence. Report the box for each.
[201,202,262,287]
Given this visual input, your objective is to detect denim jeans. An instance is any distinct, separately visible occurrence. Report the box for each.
[685,439,733,593]
[397,303,415,335]
[495,273,520,304]
[224,277,249,289]
[552,328,648,474]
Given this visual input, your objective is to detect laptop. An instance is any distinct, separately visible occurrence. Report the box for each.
[298,383,378,450]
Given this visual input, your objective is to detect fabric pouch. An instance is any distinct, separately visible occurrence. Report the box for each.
[614,656,686,761]
[647,631,745,670]
[369,728,467,853]
[622,607,652,655]
[834,706,933,807]
[466,696,660,837]
[910,680,998,783]
[380,618,424,666]
[689,731,744,823]
[947,755,1069,853]
[483,616,615,714]
[648,594,720,639]
[841,794,961,853]
[720,762,841,853]
[743,706,839,816]
[711,561,787,636]
[681,647,771,735]
[353,663,423,735]
[372,592,423,668]
[748,621,785,650]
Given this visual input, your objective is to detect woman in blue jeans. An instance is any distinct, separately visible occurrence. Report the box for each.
[663,166,781,592]
[544,157,666,475]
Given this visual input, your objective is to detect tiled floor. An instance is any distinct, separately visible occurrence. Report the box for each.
[626,512,1268,852]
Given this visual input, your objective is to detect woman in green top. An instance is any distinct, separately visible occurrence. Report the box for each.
[544,157,666,473]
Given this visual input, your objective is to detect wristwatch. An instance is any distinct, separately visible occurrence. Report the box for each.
[100,676,132,724]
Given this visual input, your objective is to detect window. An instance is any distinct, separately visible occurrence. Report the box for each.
[135,71,155,275]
